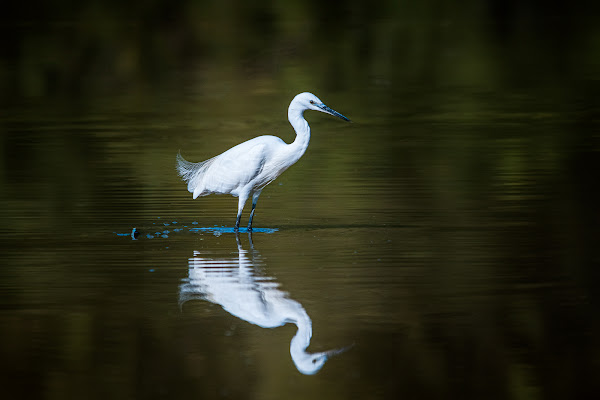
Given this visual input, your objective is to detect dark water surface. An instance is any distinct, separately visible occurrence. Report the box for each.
[2,4,600,399]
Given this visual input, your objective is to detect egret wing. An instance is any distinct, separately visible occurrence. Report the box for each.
[197,142,267,196]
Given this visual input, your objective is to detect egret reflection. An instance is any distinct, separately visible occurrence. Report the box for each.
[178,234,347,375]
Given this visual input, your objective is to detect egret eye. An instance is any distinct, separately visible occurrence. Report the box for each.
[309,100,315,105]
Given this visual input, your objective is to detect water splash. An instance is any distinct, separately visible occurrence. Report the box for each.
[113,220,278,239]
[189,226,278,234]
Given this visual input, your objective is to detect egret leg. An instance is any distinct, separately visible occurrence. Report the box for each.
[247,191,262,231]
[235,193,249,232]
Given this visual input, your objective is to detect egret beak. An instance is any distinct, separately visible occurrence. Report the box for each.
[324,343,355,358]
[319,104,351,122]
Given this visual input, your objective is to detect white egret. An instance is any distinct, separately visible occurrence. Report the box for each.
[176,92,350,231]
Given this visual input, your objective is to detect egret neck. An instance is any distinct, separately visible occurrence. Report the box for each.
[287,103,311,164]
[288,311,349,375]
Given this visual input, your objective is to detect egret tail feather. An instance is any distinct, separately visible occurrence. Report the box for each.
[176,152,217,195]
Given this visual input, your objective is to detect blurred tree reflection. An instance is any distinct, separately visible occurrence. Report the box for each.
[1,0,598,100]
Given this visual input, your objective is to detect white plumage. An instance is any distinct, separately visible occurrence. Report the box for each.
[177,92,350,231]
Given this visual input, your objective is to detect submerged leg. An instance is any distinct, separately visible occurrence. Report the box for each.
[247,230,254,249]
[235,230,242,248]
[247,191,262,231]
[235,193,249,232]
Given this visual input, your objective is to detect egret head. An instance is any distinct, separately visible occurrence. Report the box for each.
[291,344,353,375]
[294,352,329,375]
[292,92,351,122]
